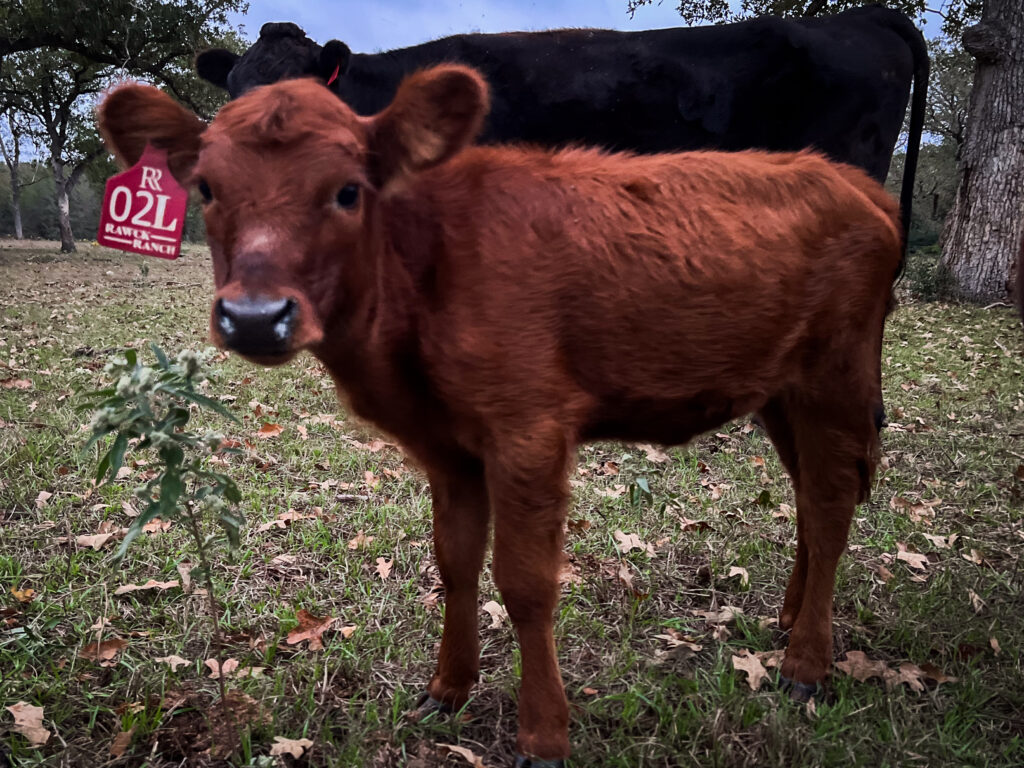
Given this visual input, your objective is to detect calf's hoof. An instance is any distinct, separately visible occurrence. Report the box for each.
[407,691,453,721]
[779,676,820,703]
[513,756,565,768]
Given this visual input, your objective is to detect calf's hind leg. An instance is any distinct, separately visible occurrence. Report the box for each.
[775,397,880,693]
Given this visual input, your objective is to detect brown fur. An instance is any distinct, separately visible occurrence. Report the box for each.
[98,69,903,762]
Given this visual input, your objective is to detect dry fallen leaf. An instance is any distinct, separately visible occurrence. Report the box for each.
[835,650,889,682]
[80,637,128,666]
[1,378,33,390]
[75,532,116,551]
[728,566,750,587]
[286,609,335,651]
[595,484,626,499]
[616,562,634,590]
[155,654,190,671]
[270,736,314,759]
[114,579,179,596]
[773,503,796,520]
[876,565,894,583]
[895,543,929,571]
[6,702,50,747]
[347,531,375,550]
[961,549,986,565]
[968,589,986,614]
[654,628,703,652]
[176,561,193,593]
[256,509,312,532]
[614,530,655,557]
[755,649,786,669]
[142,517,172,534]
[637,443,670,463]
[698,606,744,624]
[437,743,488,767]
[109,727,134,757]
[205,658,239,679]
[375,557,394,580]
[922,532,959,550]
[883,662,927,692]
[481,600,508,629]
[919,662,957,685]
[11,586,35,603]
[256,422,283,439]
[731,649,769,690]
[35,490,52,508]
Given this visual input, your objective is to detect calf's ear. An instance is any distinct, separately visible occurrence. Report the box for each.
[98,84,206,185]
[369,64,489,187]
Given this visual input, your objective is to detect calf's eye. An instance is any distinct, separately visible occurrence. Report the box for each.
[197,178,213,203]
[336,183,360,209]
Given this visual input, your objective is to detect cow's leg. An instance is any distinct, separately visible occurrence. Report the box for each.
[418,454,491,713]
[757,397,805,630]
[778,396,879,696]
[488,430,572,764]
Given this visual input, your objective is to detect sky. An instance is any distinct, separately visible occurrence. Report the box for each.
[228,1,694,53]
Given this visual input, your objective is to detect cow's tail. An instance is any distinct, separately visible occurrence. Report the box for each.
[885,13,929,277]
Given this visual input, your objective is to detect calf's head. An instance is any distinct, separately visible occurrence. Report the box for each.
[98,67,488,365]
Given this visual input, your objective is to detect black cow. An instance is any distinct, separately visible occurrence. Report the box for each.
[197,6,927,243]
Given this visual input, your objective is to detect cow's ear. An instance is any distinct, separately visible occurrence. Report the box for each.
[369,65,488,187]
[318,40,351,83]
[98,84,206,184]
[195,48,239,90]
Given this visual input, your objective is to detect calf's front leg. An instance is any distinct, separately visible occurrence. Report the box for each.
[421,458,491,712]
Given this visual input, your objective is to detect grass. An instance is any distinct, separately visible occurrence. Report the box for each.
[1,239,1023,767]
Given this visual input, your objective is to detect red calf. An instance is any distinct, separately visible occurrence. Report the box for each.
[99,67,903,765]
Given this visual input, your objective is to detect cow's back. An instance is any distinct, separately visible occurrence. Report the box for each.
[339,8,916,174]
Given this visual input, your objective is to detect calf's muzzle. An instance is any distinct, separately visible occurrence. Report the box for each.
[215,295,298,357]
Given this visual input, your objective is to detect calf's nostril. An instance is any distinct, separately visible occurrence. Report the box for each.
[216,298,237,338]
[271,299,298,343]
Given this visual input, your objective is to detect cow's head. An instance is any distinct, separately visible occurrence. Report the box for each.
[196,22,351,99]
[99,66,488,365]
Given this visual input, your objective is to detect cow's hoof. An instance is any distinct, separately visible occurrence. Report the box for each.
[779,676,820,703]
[407,691,452,721]
[513,756,565,768]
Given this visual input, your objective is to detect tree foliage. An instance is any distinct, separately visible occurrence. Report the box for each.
[923,38,973,154]
[627,0,981,38]
[0,1,246,65]
[0,1,247,247]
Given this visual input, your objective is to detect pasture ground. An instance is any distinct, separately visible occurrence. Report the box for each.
[1,241,1023,768]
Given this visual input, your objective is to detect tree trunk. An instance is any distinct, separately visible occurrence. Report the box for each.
[51,157,75,252]
[1,114,24,239]
[940,0,1024,303]
[11,161,23,239]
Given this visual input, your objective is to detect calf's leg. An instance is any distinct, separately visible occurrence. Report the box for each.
[778,398,879,693]
[488,432,572,764]
[757,397,805,630]
[421,456,491,711]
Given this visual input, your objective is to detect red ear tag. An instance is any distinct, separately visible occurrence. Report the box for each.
[326,63,340,87]
[97,143,188,260]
